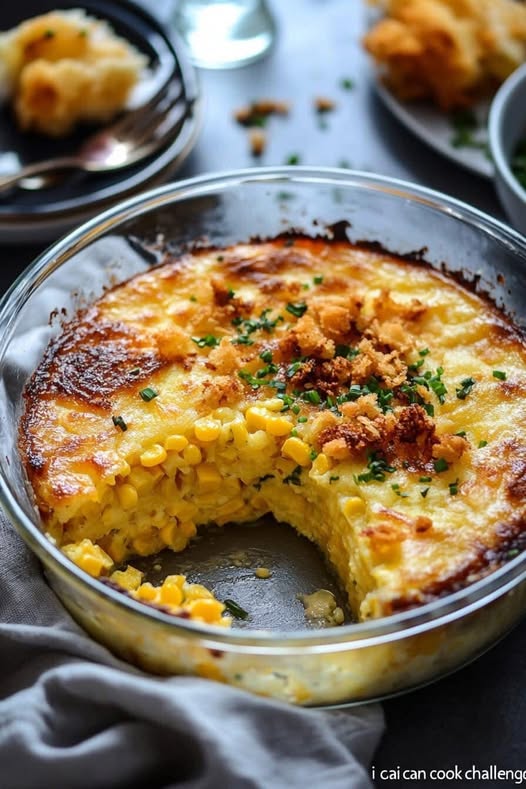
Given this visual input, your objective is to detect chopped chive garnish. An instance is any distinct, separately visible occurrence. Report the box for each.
[455,430,467,437]
[139,387,158,402]
[130,367,141,376]
[329,475,340,483]
[419,476,432,483]
[283,465,303,486]
[310,449,318,461]
[335,344,360,360]
[192,335,220,348]
[492,370,507,380]
[297,415,308,423]
[286,301,308,318]
[44,29,55,38]
[259,349,273,363]
[456,377,476,400]
[301,390,321,405]
[313,275,324,284]
[112,415,127,431]
[216,255,224,262]
[449,479,459,496]
[189,295,197,302]
[223,599,249,619]
[285,153,301,165]
[227,288,236,299]
[419,348,430,357]
[355,451,395,484]
[290,428,298,437]
[478,440,488,448]
[507,548,520,559]
[340,77,355,90]
[433,457,449,473]
[420,487,430,498]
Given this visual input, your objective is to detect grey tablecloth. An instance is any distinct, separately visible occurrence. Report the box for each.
[0,514,384,789]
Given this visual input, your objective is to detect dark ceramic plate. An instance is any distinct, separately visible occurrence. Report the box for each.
[0,0,200,242]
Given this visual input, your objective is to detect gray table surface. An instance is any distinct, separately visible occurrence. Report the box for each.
[1,0,524,785]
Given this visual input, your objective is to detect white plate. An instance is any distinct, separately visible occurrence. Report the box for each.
[375,81,493,180]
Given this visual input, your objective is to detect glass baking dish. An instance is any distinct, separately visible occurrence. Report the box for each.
[0,168,525,707]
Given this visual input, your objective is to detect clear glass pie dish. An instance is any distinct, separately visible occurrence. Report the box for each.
[0,167,525,707]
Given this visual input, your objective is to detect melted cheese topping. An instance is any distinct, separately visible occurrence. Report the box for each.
[19,239,526,625]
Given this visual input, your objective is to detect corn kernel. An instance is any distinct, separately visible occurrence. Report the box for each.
[183,583,214,601]
[117,460,131,477]
[166,500,198,520]
[196,463,222,490]
[265,416,293,436]
[164,574,186,588]
[187,598,225,623]
[281,436,312,466]
[78,553,105,577]
[110,565,144,591]
[140,444,168,467]
[183,444,202,465]
[117,482,138,510]
[246,406,268,431]
[310,452,329,475]
[160,581,183,606]
[101,506,121,528]
[342,496,366,519]
[213,407,236,422]
[160,477,175,499]
[260,398,285,412]
[216,498,245,517]
[136,582,157,602]
[133,533,157,555]
[164,434,189,452]
[247,430,270,451]
[160,522,177,546]
[194,418,221,442]
[231,420,248,446]
[62,539,113,578]
[129,466,161,492]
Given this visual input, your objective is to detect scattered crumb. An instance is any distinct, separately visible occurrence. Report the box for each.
[249,128,267,157]
[153,563,162,572]
[234,98,290,127]
[298,589,345,627]
[255,567,272,579]
[314,96,336,113]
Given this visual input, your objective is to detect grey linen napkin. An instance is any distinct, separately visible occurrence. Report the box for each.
[0,515,384,789]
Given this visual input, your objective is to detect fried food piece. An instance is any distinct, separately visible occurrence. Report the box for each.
[364,0,526,109]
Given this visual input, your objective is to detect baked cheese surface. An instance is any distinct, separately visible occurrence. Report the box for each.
[20,239,526,623]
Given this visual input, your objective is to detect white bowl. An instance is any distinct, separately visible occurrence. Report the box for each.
[489,63,526,235]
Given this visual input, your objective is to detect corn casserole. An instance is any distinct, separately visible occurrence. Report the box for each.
[19,238,526,628]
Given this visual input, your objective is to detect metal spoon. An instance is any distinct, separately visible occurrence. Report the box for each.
[0,78,195,194]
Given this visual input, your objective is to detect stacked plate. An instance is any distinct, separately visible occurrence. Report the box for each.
[0,0,201,243]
